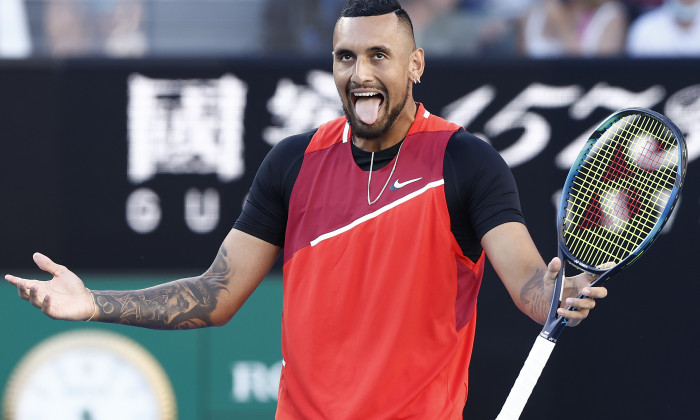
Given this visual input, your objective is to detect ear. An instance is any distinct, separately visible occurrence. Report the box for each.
[408,48,425,84]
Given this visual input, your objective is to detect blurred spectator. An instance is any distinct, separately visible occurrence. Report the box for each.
[103,0,148,56]
[261,0,533,57]
[43,0,91,56]
[0,0,32,57]
[43,0,147,57]
[474,0,535,56]
[402,0,477,55]
[403,0,532,56]
[520,0,629,57]
[263,0,346,54]
[626,0,700,56]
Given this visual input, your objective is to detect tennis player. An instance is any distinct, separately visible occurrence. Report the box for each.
[6,1,608,418]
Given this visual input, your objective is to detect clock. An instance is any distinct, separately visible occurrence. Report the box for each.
[2,329,177,420]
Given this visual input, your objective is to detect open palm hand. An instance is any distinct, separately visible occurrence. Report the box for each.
[5,253,94,321]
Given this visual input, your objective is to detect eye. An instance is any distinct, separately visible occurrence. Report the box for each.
[374,52,386,60]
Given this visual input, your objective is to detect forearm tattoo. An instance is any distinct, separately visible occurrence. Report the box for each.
[92,246,231,329]
[519,268,550,322]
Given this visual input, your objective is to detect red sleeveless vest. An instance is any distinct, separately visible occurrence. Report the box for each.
[277,104,485,419]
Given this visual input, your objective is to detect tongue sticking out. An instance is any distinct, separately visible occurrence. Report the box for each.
[355,96,382,125]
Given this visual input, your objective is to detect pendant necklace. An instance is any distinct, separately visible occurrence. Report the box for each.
[367,140,404,205]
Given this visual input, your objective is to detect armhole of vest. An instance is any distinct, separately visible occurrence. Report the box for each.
[305,118,347,155]
[409,107,462,136]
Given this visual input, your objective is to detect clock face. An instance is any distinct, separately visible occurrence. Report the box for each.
[2,329,177,420]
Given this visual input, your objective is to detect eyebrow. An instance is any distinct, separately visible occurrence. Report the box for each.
[333,45,392,57]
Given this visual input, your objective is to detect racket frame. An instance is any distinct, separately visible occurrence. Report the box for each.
[542,107,687,343]
[496,108,687,420]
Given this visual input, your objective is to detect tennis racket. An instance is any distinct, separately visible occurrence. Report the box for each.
[495,108,687,420]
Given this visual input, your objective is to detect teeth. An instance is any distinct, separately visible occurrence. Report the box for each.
[354,92,378,97]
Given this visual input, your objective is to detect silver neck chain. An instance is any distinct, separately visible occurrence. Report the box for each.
[367,141,404,205]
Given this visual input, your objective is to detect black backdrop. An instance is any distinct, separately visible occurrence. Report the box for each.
[1,58,698,419]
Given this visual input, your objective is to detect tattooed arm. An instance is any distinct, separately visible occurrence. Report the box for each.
[5,229,280,329]
[480,222,607,325]
[91,274,226,329]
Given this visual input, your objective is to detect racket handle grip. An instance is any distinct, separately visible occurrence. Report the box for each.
[495,336,556,420]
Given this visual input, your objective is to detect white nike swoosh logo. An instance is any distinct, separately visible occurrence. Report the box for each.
[390,177,423,190]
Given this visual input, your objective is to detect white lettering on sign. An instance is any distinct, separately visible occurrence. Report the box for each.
[127,73,248,183]
[556,83,666,169]
[442,84,496,134]
[664,84,700,164]
[439,82,683,169]
[485,83,582,167]
[263,70,343,146]
[231,361,283,403]
[125,188,161,234]
[126,73,247,234]
[445,83,582,167]
[122,71,699,237]
[184,188,219,234]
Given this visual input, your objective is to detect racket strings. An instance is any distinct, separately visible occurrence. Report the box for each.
[582,119,675,234]
[569,118,675,263]
[563,114,680,267]
[567,116,676,264]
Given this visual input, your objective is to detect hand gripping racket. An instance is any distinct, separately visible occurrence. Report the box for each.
[496,108,687,419]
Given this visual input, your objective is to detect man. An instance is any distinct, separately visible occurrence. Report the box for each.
[0,0,32,58]
[6,1,607,418]
[626,0,700,57]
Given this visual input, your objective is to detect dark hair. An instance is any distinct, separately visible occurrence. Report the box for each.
[340,0,414,38]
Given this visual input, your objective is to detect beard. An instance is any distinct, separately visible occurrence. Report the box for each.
[342,80,410,140]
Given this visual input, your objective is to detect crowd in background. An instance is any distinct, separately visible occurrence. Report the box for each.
[1,0,700,59]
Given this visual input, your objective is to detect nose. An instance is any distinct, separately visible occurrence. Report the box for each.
[351,56,373,85]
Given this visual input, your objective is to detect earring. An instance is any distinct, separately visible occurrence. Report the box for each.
[412,77,421,84]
